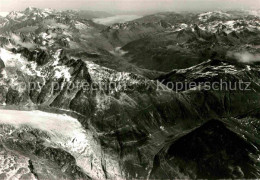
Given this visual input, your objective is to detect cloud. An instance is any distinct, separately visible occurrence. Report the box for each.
[93,15,142,25]
[227,51,260,63]
[0,12,9,17]
[11,34,36,49]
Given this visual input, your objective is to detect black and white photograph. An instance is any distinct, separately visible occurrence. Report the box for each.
[0,0,260,179]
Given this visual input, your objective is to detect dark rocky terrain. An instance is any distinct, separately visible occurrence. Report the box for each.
[0,7,259,179]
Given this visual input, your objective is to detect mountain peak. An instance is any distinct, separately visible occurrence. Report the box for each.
[24,6,39,13]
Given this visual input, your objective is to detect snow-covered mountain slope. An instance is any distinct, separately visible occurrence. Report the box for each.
[198,11,231,22]
[119,11,260,71]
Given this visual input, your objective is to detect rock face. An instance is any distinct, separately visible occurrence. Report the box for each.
[0,7,260,179]
[150,119,260,179]
[0,58,4,71]
[13,48,50,66]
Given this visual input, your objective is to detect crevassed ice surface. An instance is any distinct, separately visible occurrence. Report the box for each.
[0,110,123,179]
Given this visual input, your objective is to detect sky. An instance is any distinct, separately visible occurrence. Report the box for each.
[0,0,259,14]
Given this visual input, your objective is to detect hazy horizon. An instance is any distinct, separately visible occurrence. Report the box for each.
[0,0,259,15]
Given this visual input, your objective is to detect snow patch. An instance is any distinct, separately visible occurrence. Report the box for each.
[75,21,90,30]
[54,65,71,81]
